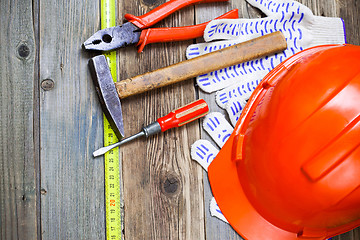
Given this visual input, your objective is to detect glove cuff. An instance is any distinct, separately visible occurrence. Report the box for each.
[309,16,346,46]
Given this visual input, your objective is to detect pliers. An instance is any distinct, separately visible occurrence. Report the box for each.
[83,0,238,53]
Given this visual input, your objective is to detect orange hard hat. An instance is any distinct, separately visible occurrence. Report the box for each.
[208,44,360,240]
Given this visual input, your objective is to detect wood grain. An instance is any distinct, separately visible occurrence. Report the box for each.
[338,0,360,45]
[0,0,38,239]
[118,0,205,239]
[38,0,106,239]
[195,2,248,240]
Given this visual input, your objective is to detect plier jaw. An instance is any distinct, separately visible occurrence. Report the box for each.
[83,22,141,51]
[84,0,237,52]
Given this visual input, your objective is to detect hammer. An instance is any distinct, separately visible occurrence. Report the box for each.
[89,31,287,139]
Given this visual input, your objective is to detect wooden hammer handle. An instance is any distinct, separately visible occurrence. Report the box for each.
[115,31,287,99]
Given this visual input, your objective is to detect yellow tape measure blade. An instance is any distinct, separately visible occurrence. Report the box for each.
[101,0,122,240]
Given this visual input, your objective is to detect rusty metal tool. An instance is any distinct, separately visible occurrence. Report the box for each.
[83,0,238,53]
[88,31,287,139]
[93,99,209,157]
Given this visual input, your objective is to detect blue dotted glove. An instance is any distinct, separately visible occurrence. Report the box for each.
[191,113,232,221]
[187,0,346,125]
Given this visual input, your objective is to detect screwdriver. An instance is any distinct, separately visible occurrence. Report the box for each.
[93,99,209,157]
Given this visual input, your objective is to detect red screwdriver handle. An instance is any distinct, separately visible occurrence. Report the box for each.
[157,99,209,132]
[124,0,229,29]
[136,9,239,52]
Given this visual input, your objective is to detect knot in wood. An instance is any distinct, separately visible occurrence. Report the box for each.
[163,177,178,194]
[161,174,181,197]
[17,43,30,59]
[18,44,30,58]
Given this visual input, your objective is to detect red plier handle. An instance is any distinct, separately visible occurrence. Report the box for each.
[137,9,238,52]
[83,0,237,52]
[125,0,229,29]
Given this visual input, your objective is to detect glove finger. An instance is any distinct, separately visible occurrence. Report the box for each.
[187,19,272,60]
[204,0,313,43]
[215,75,264,109]
[188,39,251,93]
[210,197,228,223]
[245,0,276,16]
[190,139,219,171]
[210,46,303,109]
[196,63,241,93]
[196,47,285,94]
[186,39,239,60]
[204,18,266,42]
[213,48,290,108]
[225,98,248,127]
[246,0,311,17]
[203,112,234,148]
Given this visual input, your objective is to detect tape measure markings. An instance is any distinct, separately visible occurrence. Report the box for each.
[101,0,122,239]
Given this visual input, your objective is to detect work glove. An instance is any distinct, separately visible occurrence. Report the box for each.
[189,0,346,223]
[191,112,233,222]
[187,0,346,125]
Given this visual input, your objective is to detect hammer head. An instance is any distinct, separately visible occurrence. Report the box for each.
[89,55,124,139]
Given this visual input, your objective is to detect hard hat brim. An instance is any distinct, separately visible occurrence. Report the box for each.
[208,132,299,239]
[207,45,342,240]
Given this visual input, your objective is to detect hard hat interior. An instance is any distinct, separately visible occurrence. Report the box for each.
[208,44,360,240]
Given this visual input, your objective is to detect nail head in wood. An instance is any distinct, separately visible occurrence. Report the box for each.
[41,79,55,91]
[40,189,47,195]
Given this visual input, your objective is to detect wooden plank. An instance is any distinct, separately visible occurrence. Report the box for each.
[39,0,106,239]
[195,2,250,240]
[0,0,39,239]
[337,0,360,45]
[195,0,360,239]
[2,0,355,239]
[118,0,205,239]
[333,229,360,240]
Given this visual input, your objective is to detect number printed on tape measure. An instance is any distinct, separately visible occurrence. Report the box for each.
[102,1,121,239]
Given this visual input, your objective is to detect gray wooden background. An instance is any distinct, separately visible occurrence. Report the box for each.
[0,0,359,239]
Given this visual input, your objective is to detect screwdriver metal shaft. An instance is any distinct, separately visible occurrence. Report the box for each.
[93,131,145,157]
[93,99,209,157]
[93,122,160,157]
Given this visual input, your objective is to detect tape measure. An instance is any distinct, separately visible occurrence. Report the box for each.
[101,0,122,239]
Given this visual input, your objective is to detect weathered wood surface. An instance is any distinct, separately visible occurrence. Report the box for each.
[0,0,39,239]
[38,0,107,239]
[118,1,205,239]
[0,0,359,240]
